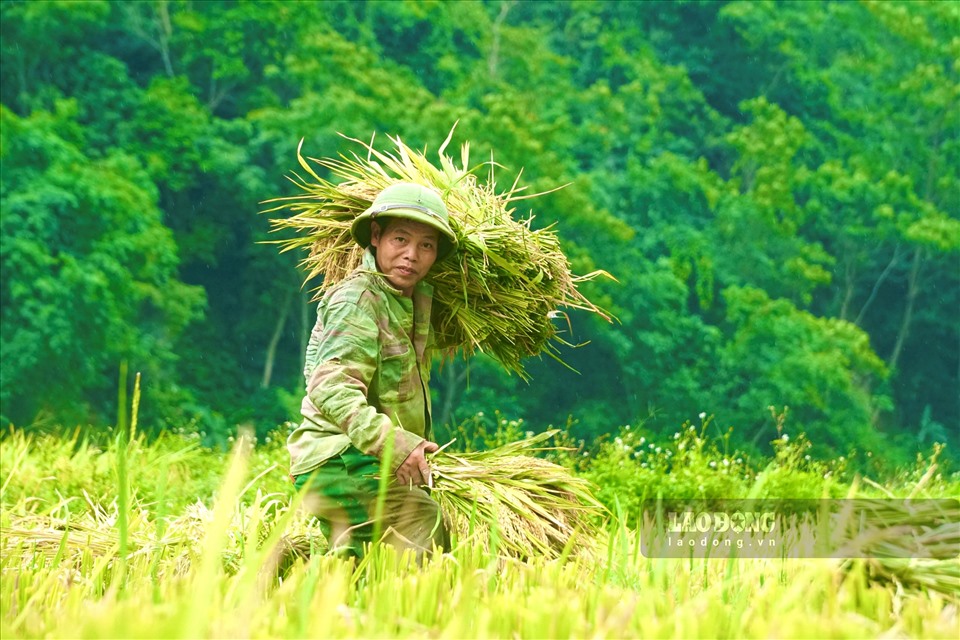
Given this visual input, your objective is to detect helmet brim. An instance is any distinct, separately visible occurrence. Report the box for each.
[351,207,458,259]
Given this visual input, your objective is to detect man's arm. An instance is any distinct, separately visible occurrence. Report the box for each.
[305,300,424,475]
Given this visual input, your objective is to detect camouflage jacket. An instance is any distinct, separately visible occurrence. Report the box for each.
[287,249,434,477]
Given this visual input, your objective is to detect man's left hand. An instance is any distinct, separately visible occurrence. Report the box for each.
[395,440,438,487]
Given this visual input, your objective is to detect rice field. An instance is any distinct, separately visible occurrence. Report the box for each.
[1,427,957,639]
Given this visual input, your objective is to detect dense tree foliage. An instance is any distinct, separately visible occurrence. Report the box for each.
[1,0,956,464]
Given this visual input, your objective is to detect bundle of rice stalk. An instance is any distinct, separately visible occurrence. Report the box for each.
[262,127,614,377]
[838,481,960,599]
[428,430,606,559]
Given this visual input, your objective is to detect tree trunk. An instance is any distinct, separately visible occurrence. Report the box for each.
[488,1,515,78]
[854,244,900,326]
[119,1,175,76]
[839,256,856,321]
[207,72,236,112]
[261,287,294,389]
[888,247,923,373]
[437,359,469,430]
[156,0,175,76]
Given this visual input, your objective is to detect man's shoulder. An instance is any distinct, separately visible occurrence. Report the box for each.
[323,271,385,310]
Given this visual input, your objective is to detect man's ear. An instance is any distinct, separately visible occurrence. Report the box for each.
[369,221,382,248]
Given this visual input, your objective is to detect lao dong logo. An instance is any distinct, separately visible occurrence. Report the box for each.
[666,510,777,534]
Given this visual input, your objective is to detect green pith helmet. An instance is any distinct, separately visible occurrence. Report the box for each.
[351,182,458,259]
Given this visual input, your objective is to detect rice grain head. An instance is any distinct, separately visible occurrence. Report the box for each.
[428,430,606,559]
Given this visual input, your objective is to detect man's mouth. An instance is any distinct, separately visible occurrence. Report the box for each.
[395,266,416,277]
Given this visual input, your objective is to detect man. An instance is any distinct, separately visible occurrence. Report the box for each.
[287,182,457,558]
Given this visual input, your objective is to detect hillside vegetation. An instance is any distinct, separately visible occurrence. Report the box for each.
[1,1,957,464]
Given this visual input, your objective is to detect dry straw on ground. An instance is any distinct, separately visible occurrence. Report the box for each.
[0,492,324,579]
[262,128,614,377]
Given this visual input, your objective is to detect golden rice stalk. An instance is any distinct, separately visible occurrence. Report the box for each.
[262,128,614,377]
[835,453,960,601]
[840,498,960,600]
[428,430,606,559]
[0,494,326,578]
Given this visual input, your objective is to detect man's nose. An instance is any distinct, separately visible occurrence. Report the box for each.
[401,244,419,261]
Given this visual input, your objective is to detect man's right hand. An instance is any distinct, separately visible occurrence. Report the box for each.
[395,440,438,487]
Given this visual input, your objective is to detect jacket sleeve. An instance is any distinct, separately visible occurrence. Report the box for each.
[305,299,423,474]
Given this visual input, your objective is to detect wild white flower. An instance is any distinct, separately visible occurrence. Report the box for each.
[624,424,631,431]
[525,431,534,438]
[699,412,707,420]
[781,434,789,442]
[709,461,717,468]
[678,442,686,451]
[804,455,811,461]
[722,459,729,466]
[639,436,646,445]
[673,432,680,440]
[655,447,662,454]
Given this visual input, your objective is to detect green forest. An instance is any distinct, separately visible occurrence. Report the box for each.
[2,0,958,467]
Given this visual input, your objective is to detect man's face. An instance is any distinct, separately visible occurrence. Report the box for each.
[370,218,440,296]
